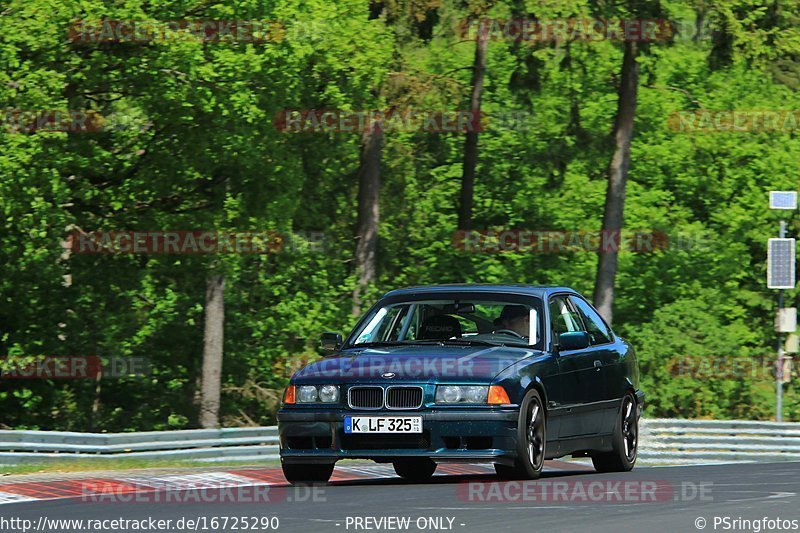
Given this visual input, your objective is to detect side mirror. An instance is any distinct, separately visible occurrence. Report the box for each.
[320,332,343,352]
[558,331,590,351]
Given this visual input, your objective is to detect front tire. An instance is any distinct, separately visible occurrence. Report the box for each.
[495,389,545,480]
[592,393,637,473]
[281,462,334,484]
[393,458,437,482]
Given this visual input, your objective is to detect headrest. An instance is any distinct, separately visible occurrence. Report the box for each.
[419,314,462,340]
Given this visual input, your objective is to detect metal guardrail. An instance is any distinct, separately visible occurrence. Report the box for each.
[638,418,800,464]
[0,427,280,464]
[0,419,798,465]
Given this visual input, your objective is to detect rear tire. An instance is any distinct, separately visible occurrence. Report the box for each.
[494,390,545,480]
[281,462,334,484]
[592,393,637,473]
[392,458,437,482]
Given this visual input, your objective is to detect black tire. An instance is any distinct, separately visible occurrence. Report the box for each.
[392,458,437,482]
[281,462,334,484]
[592,393,638,473]
[494,389,545,480]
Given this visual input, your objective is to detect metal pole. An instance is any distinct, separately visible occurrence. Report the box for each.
[777,220,787,422]
[777,289,784,422]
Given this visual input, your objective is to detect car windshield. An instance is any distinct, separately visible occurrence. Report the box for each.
[349,298,542,348]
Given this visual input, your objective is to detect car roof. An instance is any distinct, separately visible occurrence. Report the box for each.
[383,284,579,299]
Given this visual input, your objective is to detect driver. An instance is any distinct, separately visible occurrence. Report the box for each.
[495,305,530,337]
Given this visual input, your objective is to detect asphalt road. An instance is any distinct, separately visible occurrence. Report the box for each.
[4,462,800,533]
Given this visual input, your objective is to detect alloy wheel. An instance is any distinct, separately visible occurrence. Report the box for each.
[621,396,637,462]
[526,401,545,469]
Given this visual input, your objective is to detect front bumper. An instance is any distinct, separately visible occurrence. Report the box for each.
[278,408,520,465]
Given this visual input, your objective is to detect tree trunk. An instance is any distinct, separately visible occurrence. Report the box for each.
[200,274,225,428]
[457,23,489,231]
[89,365,102,432]
[593,41,639,324]
[352,124,382,315]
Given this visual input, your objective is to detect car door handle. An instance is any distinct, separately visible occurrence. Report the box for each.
[594,360,602,371]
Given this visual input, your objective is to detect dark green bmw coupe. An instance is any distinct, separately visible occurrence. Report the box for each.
[278,284,644,483]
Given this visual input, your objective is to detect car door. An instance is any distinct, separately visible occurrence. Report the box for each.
[569,295,623,433]
[549,295,605,437]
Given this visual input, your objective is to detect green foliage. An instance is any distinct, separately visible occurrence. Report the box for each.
[0,0,798,429]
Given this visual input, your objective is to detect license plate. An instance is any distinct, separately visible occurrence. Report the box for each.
[344,416,422,434]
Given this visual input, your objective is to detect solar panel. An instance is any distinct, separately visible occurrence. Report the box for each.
[770,191,798,210]
[768,238,796,289]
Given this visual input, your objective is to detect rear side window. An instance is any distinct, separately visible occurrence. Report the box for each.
[570,296,612,345]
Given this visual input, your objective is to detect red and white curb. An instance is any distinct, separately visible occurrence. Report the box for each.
[0,460,591,505]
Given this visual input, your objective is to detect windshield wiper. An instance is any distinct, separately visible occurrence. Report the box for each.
[412,339,502,347]
[351,339,505,348]
[351,341,410,348]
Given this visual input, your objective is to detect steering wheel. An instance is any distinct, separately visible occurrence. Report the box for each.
[494,328,525,339]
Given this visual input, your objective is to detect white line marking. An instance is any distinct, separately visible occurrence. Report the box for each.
[0,491,37,504]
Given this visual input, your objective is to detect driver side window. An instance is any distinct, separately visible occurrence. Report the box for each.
[569,296,613,345]
[549,296,581,335]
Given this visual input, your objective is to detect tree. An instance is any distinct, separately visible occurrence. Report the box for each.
[457,19,489,231]
[2,0,800,431]
[593,41,640,324]
[352,123,383,315]
[200,274,225,428]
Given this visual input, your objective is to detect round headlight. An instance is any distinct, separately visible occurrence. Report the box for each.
[297,385,318,403]
[319,385,339,403]
[441,385,462,403]
[465,386,487,403]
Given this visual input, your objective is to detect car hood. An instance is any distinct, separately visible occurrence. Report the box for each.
[292,344,542,383]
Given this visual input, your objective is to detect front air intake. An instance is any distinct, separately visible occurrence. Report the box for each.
[386,386,423,409]
[348,386,384,409]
